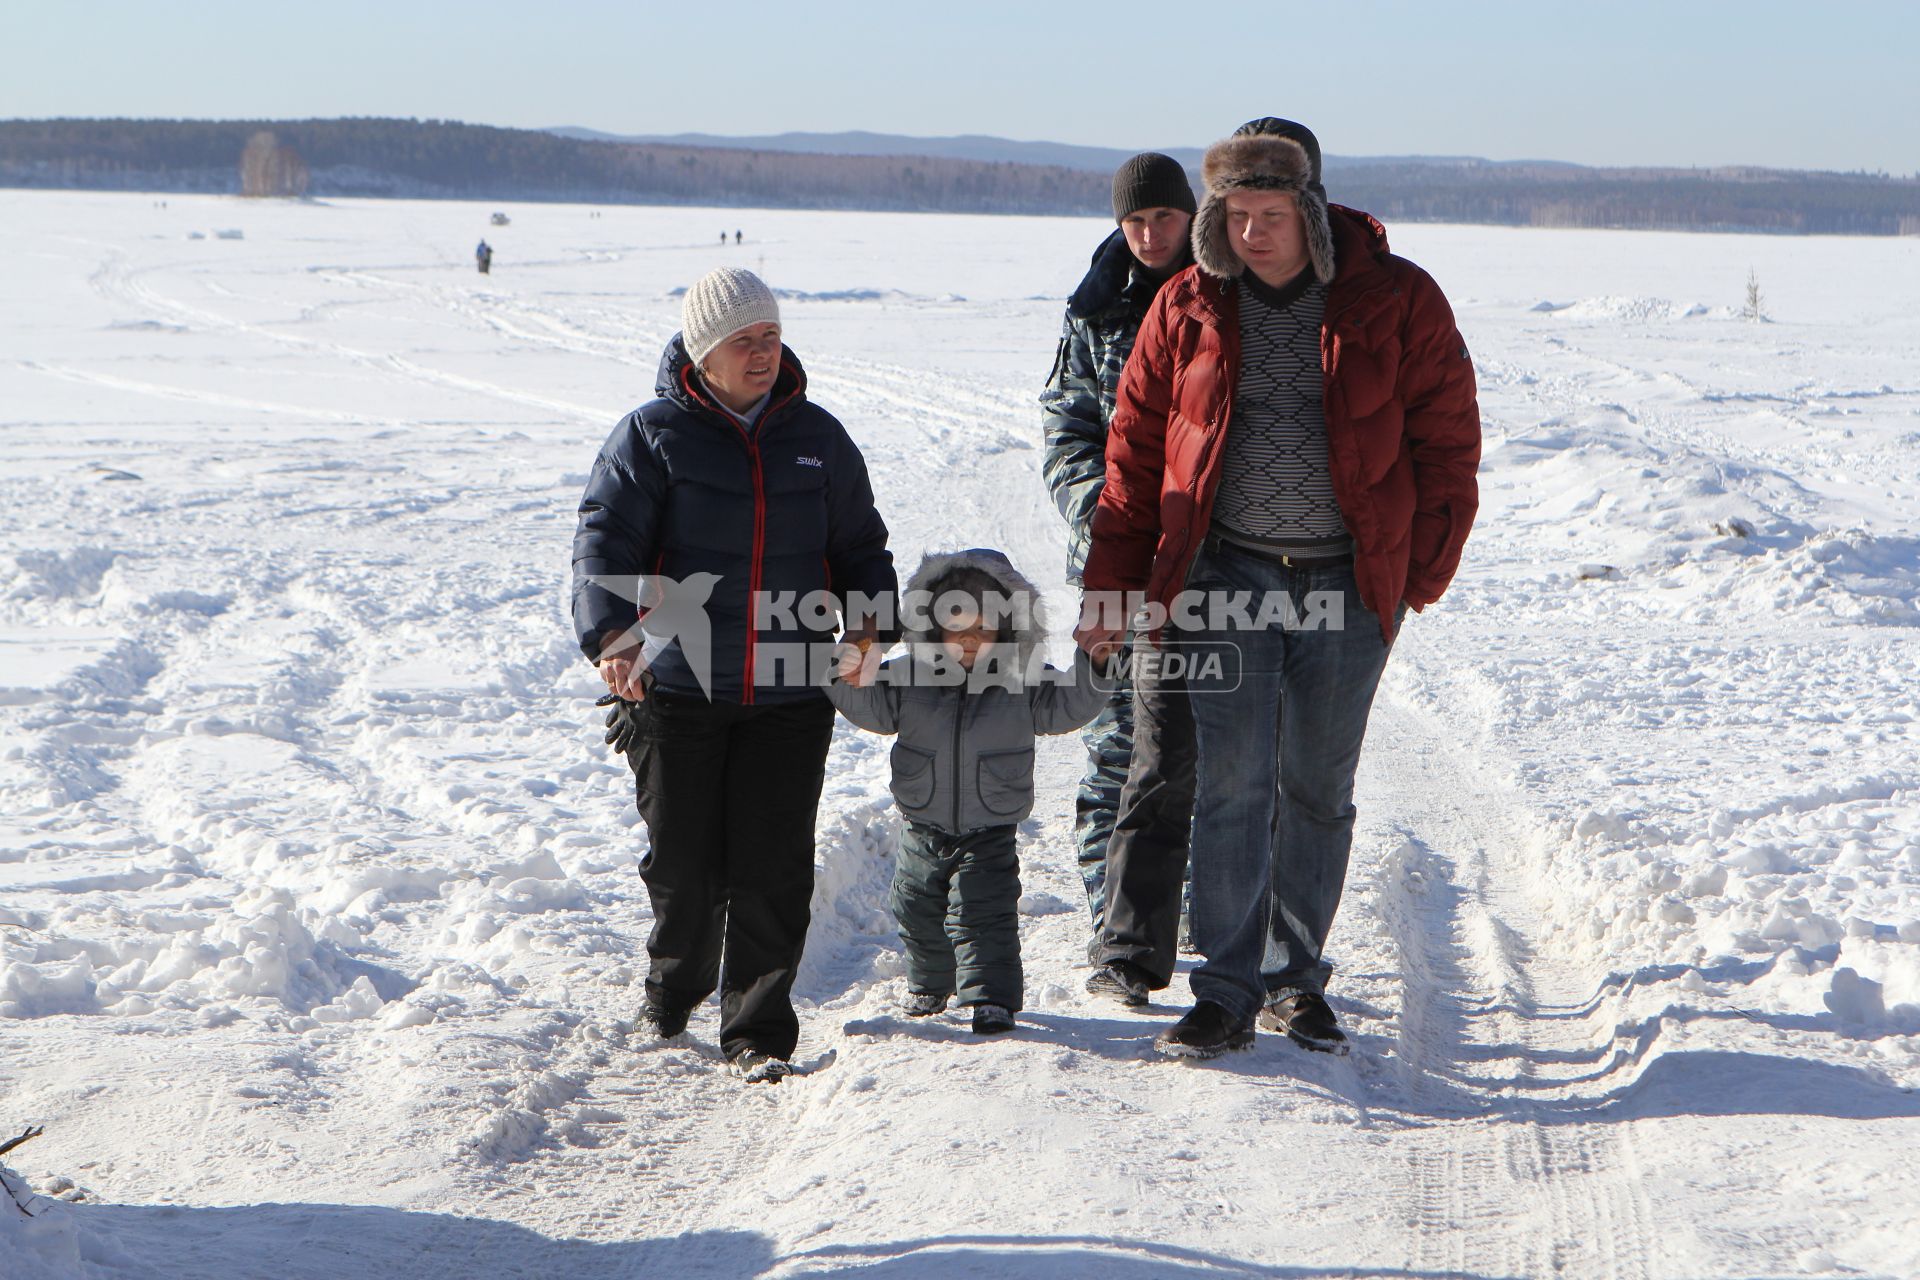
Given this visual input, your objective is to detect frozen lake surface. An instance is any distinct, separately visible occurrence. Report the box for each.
[3,190,1919,1278]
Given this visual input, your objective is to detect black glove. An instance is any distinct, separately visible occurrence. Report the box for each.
[596,691,644,754]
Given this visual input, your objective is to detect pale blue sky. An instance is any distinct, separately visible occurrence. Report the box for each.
[7,0,1916,173]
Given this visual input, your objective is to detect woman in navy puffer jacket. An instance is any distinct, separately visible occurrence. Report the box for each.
[572,268,895,1082]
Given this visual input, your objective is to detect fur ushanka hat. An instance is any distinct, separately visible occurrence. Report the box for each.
[1192,117,1336,285]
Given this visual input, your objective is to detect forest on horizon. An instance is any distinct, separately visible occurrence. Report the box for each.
[5,117,1918,236]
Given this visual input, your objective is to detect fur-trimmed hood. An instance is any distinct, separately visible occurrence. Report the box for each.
[903,548,1046,670]
[1192,123,1336,285]
[827,549,1104,831]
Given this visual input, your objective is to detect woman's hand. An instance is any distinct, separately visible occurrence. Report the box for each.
[597,624,649,701]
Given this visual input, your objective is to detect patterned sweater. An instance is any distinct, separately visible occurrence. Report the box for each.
[1210,270,1352,558]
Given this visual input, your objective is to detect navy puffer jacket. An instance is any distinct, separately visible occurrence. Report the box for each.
[571,335,895,704]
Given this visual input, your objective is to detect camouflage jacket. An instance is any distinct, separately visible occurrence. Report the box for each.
[1038,229,1183,580]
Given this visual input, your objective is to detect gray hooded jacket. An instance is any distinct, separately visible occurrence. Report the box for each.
[828,549,1106,833]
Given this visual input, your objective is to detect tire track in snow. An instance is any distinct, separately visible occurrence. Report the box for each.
[82,247,610,424]
[313,267,676,371]
[805,358,1059,595]
[17,359,378,425]
[1362,689,1661,1279]
[299,255,1056,567]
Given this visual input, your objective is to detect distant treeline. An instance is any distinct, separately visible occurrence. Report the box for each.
[4,117,1918,236]
[0,117,1109,216]
[1334,160,1920,237]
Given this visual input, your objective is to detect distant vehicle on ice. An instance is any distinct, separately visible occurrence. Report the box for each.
[490,212,511,226]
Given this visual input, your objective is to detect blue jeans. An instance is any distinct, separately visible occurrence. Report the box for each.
[1176,542,1402,1025]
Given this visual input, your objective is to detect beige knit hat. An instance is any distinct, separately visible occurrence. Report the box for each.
[681,267,780,365]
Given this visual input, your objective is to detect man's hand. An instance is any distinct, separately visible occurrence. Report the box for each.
[1074,597,1124,667]
[596,623,648,701]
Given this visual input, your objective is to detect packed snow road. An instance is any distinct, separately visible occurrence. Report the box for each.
[3,192,1918,1279]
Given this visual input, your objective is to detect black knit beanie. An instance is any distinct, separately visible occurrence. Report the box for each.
[1111,152,1198,222]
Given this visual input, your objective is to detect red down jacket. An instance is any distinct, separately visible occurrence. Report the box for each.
[1082,206,1481,644]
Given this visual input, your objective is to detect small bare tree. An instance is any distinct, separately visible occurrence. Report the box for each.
[239,130,309,197]
[1743,267,1766,322]
[272,142,310,197]
[240,130,276,196]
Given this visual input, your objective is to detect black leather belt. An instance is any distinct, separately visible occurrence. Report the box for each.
[1205,532,1354,568]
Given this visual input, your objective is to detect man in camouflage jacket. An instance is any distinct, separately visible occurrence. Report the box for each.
[1039,152,1196,957]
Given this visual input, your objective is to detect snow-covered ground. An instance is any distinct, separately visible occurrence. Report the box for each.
[2,190,1918,1279]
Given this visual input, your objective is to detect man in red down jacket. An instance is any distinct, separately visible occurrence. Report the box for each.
[1077,117,1480,1059]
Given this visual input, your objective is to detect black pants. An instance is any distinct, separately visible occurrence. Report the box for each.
[1095,653,1197,988]
[628,690,835,1059]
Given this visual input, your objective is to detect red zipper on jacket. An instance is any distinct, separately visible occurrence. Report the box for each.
[741,437,766,703]
[639,550,665,625]
[680,363,799,705]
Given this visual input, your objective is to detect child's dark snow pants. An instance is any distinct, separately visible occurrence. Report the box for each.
[891,822,1022,1011]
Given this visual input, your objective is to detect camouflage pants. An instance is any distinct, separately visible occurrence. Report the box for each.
[1073,681,1136,937]
[1077,659,1196,963]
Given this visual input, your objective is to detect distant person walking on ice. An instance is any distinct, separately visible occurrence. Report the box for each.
[1077,117,1481,1059]
[1039,152,1199,987]
[573,267,896,1084]
[735,229,743,245]
[829,550,1106,1034]
[475,240,492,274]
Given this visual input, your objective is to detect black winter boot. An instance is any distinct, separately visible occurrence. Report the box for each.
[1085,960,1152,1007]
[637,1001,690,1040]
[971,1003,1016,1035]
[728,1049,793,1083]
[1259,989,1349,1056]
[901,991,951,1018]
[1154,1001,1254,1059]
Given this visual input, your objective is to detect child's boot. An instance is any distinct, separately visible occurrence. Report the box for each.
[971,1003,1016,1035]
[902,991,950,1018]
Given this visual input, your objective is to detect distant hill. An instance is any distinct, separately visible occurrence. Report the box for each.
[546,126,1193,174]
[544,126,1573,178]
[5,117,1918,236]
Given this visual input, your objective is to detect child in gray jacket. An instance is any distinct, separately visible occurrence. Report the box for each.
[828,549,1107,1034]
